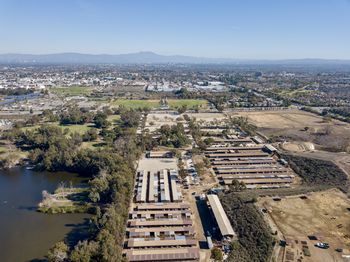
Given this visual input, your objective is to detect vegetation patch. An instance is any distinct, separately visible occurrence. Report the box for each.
[221,193,274,262]
[167,99,208,109]
[107,114,120,124]
[50,86,93,96]
[111,99,208,110]
[38,186,94,214]
[111,99,159,109]
[280,154,349,192]
[0,146,8,154]
[21,122,95,135]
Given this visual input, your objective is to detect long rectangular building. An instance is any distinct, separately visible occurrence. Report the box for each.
[125,247,200,262]
[206,152,269,158]
[206,146,263,151]
[141,171,148,202]
[129,209,191,220]
[216,167,289,175]
[129,219,193,228]
[207,194,236,238]
[206,141,295,189]
[127,226,195,238]
[127,239,197,248]
[135,202,191,211]
[148,173,155,202]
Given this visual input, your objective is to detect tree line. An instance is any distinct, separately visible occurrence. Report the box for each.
[220,193,274,262]
[5,107,144,261]
[280,154,349,193]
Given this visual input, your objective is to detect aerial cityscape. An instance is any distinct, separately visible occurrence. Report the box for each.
[0,1,350,262]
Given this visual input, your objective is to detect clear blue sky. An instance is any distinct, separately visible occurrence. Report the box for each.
[1,0,350,59]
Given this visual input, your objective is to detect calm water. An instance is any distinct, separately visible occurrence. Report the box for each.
[0,167,91,262]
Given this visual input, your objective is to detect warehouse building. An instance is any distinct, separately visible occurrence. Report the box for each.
[124,157,199,261]
[207,194,236,239]
[125,247,200,261]
[205,141,295,189]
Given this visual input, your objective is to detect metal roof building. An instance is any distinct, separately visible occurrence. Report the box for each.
[125,247,200,261]
[129,219,193,228]
[140,171,148,202]
[127,238,197,248]
[207,194,236,238]
[148,173,155,202]
[136,203,190,211]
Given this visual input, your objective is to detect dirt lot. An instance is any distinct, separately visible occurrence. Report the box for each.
[145,113,183,132]
[258,189,350,262]
[137,157,177,172]
[144,112,226,133]
[186,112,226,123]
[230,109,350,151]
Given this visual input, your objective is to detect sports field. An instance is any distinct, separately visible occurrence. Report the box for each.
[50,86,93,96]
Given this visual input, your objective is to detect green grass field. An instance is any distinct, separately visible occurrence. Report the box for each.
[111,99,208,109]
[50,86,93,96]
[22,122,95,135]
[0,146,8,154]
[167,99,208,109]
[111,99,159,109]
[107,114,121,124]
[80,141,106,150]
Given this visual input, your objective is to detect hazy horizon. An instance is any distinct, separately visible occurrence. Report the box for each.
[1,51,350,62]
[1,0,350,60]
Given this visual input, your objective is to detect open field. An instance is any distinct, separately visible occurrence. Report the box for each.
[80,141,106,150]
[186,112,226,123]
[145,113,184,132]
[230,109,350,151]
[22,122,95,135]
[258,189,350,262]
[167,99,208,109]
[276,86,315,99]
[50,86,93,96]
[111,99,159,109]
[111,99,208,109]
[137,157,177,172]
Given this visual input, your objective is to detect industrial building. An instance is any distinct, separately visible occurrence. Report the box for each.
[205,140,295,189]
[124,247,200,261]
[124,156,199,261]
[207,194,236,239]
[135,169,182,203]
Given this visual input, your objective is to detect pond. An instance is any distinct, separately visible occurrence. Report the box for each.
[0,167,91,262]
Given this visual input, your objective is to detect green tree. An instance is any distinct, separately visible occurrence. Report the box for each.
[47,241,68,262]
[211,247,223,261]
[94,112,110,128]
[70,240,99,262]
[177,104,187,114]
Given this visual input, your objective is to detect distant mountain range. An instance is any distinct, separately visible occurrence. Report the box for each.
[0,51,350,65]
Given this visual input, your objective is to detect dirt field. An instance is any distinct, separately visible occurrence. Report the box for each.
[145,113,184,132]
[186,112,226,123]
[258,189,350,262]
[137,157,177,172]
[230,109,350,151]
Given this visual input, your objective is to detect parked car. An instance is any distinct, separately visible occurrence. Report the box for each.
[315,242,329,249]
